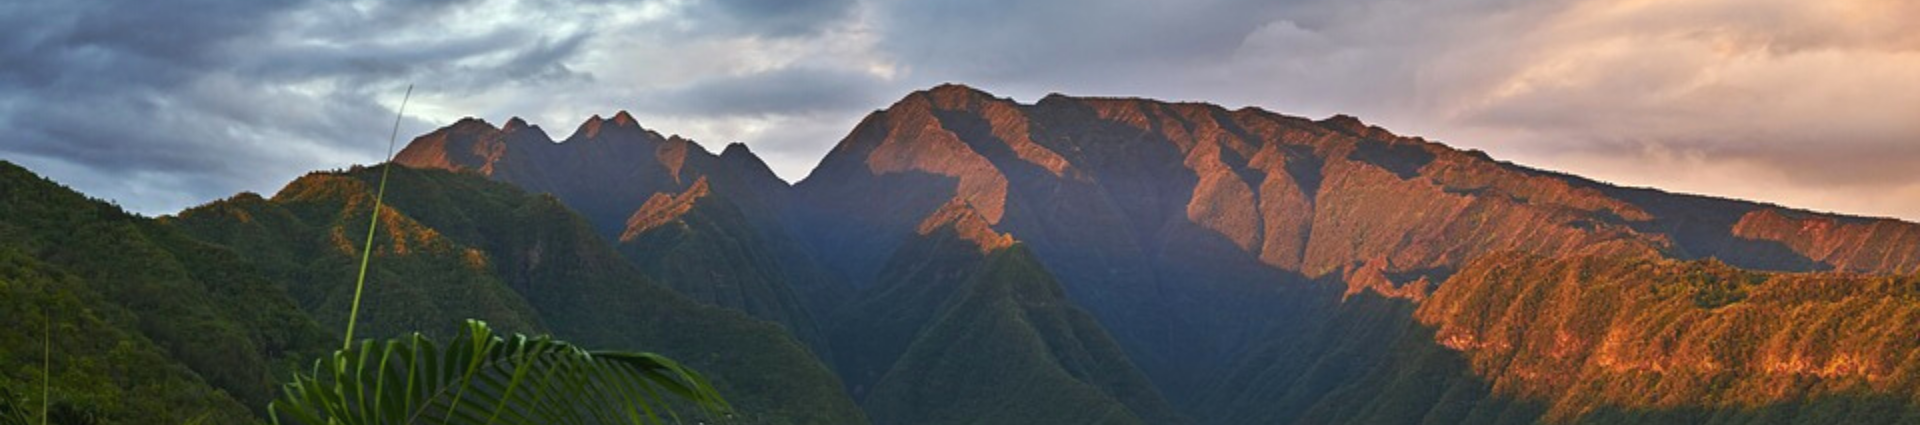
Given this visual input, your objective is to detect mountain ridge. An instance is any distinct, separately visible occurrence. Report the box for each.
[789,83,1920,421]
[13,82,1903,424]
[384,84,1920,425]
[394,110,849,362]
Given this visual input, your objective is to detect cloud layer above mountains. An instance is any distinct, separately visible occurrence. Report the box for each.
[2,0,1915,219]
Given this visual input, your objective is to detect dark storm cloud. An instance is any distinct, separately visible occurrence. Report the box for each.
[0,0,317,207]
[689,0,857,37]
[868,0,1298,85]
[0,0,872,214]
[0,0,594,214]
[0,0,291,89]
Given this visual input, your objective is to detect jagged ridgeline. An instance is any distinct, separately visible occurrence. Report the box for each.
[168,165,866,425]
[393,114,850,360]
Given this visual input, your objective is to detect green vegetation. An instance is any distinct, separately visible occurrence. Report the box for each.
[169,172,548,341]
[1199,253,1920,425]
[0,160,335,424]
[0,387,28,425]
[861,246,1183,425]
[172,165,866,425]
[1190,284,1531,425]
[1644,259,1765,309]
[616,184,838,360]
[1413,254,1920,423]
[827,217,1181,425]
[270,320,728,425]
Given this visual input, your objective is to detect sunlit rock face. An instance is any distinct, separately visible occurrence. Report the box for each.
[791,84,1920,398]
[1415,254,1920,422]
[390,84,1920,424]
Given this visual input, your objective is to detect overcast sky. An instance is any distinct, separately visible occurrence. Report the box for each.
[3,0,1916,220]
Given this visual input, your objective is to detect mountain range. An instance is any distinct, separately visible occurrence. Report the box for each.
[4,84,1919,424]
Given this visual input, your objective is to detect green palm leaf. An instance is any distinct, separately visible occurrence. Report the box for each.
[270,320,732,425]
[0,390,28,425]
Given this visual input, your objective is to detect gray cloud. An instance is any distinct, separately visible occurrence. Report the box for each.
[869,0,1300,90]
[0,0,598,214]
[1408,0,1920,216]
[633,66,890,117]
[692,0,857,37]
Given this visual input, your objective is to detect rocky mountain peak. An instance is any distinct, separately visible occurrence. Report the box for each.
[720,142,753,158]
[1316,113,1401,141]
[610,110,638,127]
[572,111,650,140]
[921,83,995,102]
[449,116,497,131]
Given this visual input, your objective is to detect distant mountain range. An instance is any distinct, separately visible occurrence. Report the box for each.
[3,84,1918,424]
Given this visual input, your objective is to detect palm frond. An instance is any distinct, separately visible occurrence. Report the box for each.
[0,390,29,425]
[270,320,732,425]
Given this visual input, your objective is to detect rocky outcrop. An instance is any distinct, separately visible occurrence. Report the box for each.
[1729,209,1920,274]
[614,176,837,358]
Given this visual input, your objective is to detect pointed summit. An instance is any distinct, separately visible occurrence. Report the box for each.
[571,111,654,140]
[393,117,512,173]
[924,82,991,97]
[578,113,606,135]
[450,116,497,131]
[713,142,790,187]
[1317,113,1401,140]
[918,83,1005,109]
[575,114,614,139]
[500,116,552,143]
[1318,114,1365,130]
[718,142,769,170]
[611,110,638,127]
[503,116,531,131]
